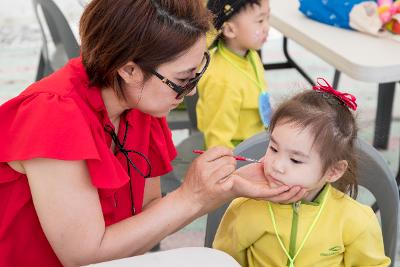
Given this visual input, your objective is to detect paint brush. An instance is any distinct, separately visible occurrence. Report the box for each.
[192,150,262,163]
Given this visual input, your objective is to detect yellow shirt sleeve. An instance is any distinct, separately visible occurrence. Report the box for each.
[213,198,249,266]
[344,208,391,267]
[212,198,269,266]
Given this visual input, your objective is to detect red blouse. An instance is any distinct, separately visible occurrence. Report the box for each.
[0,58,177,266]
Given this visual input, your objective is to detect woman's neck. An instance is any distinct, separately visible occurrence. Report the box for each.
[101,87,129,128]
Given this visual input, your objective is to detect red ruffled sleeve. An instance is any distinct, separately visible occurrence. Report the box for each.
[0,58,178,264]
[148,117,177,177]
[0,77,177,217]
[0,88,133,190]
[0,92,100,162]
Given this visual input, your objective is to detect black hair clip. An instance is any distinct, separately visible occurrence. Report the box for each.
[320,92,343,107]
[223,4,234,16]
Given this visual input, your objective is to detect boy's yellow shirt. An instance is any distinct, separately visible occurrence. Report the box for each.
[197,41,266,149]
[213,185,390,267]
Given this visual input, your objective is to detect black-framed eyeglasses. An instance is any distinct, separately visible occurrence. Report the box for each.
[151,51,210,99]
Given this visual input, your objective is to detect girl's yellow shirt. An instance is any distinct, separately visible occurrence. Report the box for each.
[213,184,390,267]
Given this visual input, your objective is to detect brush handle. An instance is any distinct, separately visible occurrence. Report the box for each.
[192,150,261,163]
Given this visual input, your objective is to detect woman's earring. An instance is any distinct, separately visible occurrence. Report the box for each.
[136,84,144,105]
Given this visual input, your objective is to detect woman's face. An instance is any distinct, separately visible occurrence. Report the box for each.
[125,37,207,118]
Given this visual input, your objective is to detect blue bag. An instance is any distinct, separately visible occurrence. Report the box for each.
[298,0,367,29]
[258,92,272,129]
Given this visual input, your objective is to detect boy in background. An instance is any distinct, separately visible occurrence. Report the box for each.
[197,0,271,148]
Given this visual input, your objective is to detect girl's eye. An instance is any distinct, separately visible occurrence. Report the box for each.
[291,158,303,164]
[269,146,278,153]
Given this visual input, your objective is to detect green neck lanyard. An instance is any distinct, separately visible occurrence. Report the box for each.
[267,186,330,267]
[218,41,264,91]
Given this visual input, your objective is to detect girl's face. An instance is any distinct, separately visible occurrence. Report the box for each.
[263,121,331,201]
[123,37,207,117]
[230,0,270,51]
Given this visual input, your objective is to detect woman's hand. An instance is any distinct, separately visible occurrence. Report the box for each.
[177,147,307,216]
[230,162,307,203]
[177,146,238,215]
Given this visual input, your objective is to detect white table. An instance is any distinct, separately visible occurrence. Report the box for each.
[85,247,240,267]
[267,0,400,180]
[269,0,400,83]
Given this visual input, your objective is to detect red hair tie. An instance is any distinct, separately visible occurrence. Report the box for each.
[312,78,357,111]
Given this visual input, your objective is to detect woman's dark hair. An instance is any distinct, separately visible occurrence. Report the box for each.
[80,0,212,99]
[269,90,359,198]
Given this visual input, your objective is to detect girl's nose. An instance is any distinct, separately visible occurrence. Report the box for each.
[272,158,285,174]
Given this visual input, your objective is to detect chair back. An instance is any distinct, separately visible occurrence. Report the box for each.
[163,93,201,195]
[184,92,199,130]
[356,137,399,265]
[204,132,398,266]
[168,92,199,131]
[32,0,80,79]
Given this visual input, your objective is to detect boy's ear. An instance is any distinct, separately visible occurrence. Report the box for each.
[117,61,144,85]
[221,22,237,39]
[325,160,348,183]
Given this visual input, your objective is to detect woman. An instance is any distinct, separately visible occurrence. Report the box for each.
[0,0,305,266]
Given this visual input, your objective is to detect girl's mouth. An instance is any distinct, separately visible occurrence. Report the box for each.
[267,175,286,186]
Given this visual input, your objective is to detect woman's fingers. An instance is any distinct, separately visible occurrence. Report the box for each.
[178,146,238,214]
[234,162,265,183]
[227,173,289,199]
[200,146,234,162]
[227,171,306,203]
[180,146,308,215]
[194,146,236,183]
[229,166,308,203]
[213,163,236,183]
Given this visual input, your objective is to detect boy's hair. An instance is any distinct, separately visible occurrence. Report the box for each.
[80,0,212,100]
[207,0,261,30]
[269,90,358,198]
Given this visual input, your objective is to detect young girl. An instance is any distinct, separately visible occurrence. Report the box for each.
[213,78,391,267]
